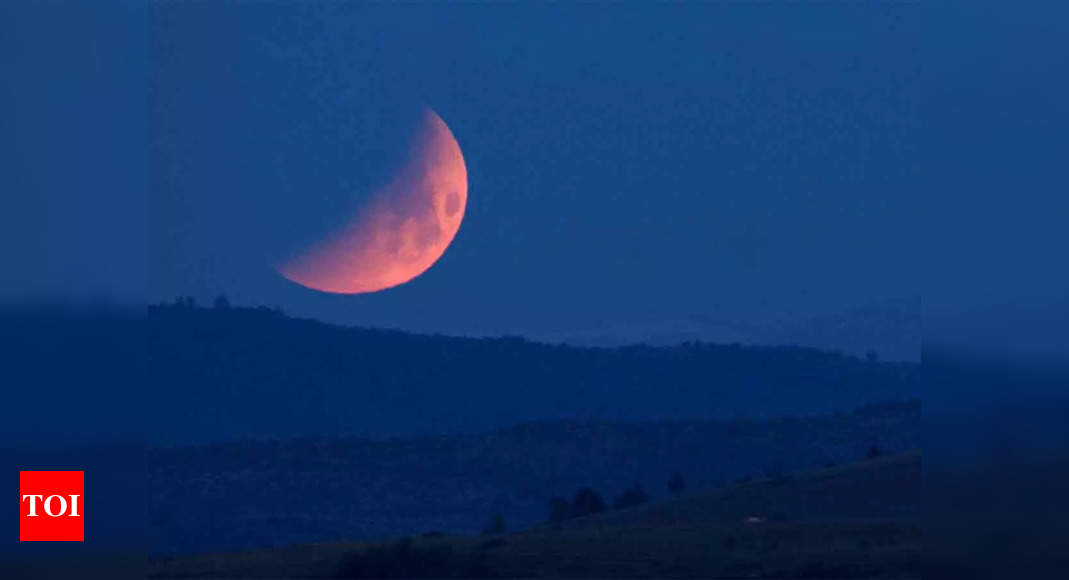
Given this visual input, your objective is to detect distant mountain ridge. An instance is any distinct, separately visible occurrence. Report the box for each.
[526,297,920,361]
[759,297,921,362]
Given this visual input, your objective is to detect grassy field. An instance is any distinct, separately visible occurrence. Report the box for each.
[556,452,920,530]
[149,454,920,579]
[150,519,919,579]
[148,521,919,580]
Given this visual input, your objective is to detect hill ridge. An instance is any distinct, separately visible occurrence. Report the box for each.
[147,303,920,443]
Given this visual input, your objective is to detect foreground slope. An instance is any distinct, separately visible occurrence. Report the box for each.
[149,403,918,553]
[557,452,921,530]
[151,453,921,579]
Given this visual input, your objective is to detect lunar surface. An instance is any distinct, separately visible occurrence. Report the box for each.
[278,109,467,294]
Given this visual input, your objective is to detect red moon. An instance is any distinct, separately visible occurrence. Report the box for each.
[278,109,467,294]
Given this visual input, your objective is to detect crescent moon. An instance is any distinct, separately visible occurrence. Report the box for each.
[278,109,467,294]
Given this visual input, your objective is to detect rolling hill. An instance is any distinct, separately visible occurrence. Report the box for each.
[147,402,918,554]
[150,453,921,579]
[146,303,919,443]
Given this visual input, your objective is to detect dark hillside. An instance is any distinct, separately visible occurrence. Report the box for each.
[150,455,922,579]
[557,452,921,530]
[147,304,919,442]
[148,403,918,554]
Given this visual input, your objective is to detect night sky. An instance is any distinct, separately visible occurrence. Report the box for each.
[5,3,1066,342]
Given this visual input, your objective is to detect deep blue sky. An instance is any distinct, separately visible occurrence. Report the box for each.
[151,3,926,336]
[2,2,146,304]
[6,3,1065,339]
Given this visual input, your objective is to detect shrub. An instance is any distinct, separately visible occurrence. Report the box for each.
[548,496,572,523]
[571,487,607,517]
[613,485,649,510]
[482,514,505,535]
[667,473,686,495]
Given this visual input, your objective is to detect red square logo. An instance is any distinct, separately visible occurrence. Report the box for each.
[19,471,84,542]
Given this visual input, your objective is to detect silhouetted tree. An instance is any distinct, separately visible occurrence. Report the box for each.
[613,485,649,510]
[482,514,505,535]
[867,444,884,460]
[548,497,572,523]
[667,473,686,495]
[213,294,231,309]
[571,487,607,517]
[865,349,879,363]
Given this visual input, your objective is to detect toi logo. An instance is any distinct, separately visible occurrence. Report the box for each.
[19,471,84,542]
